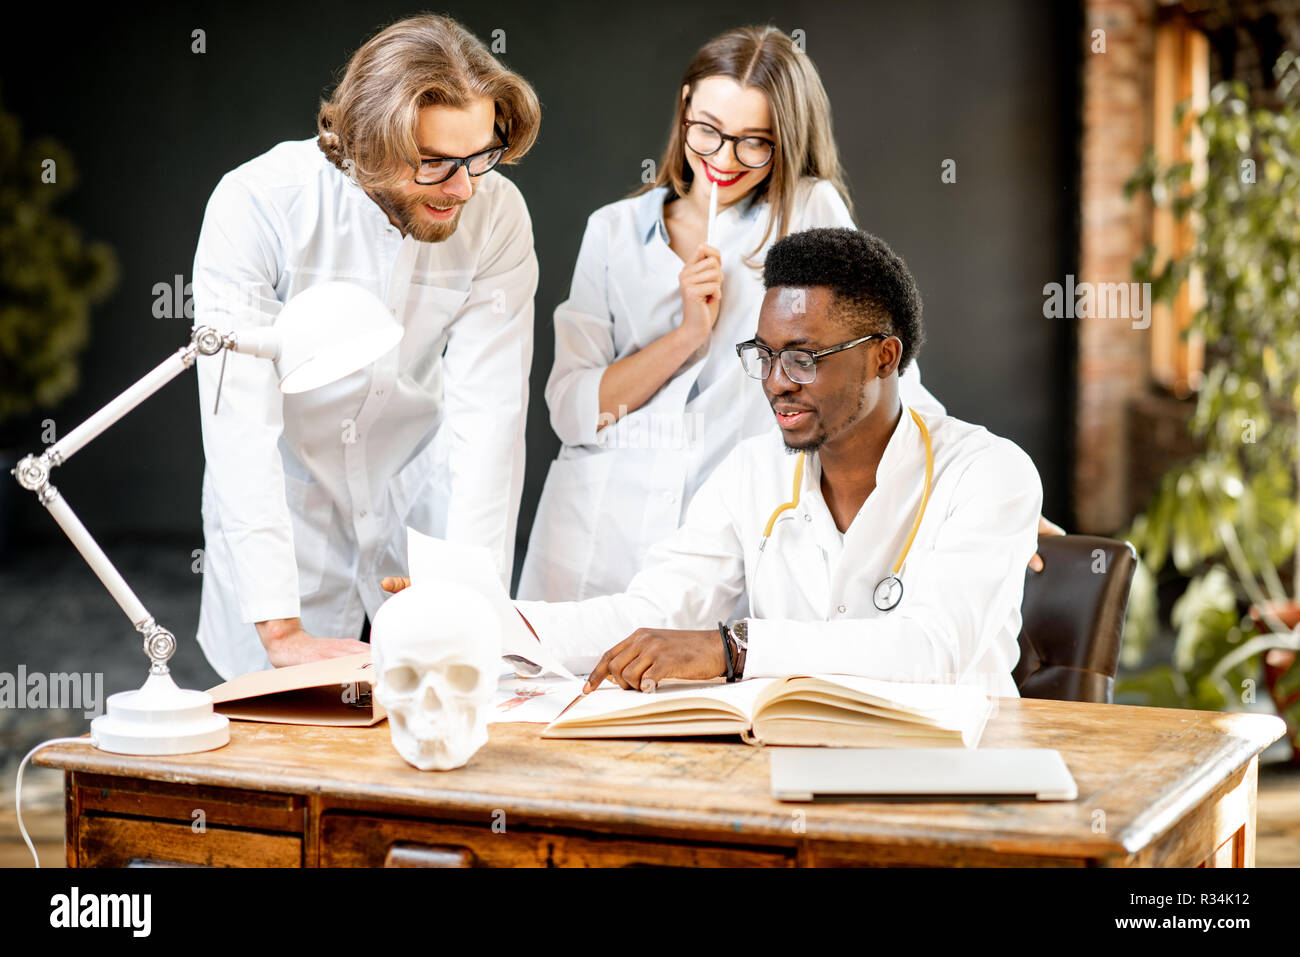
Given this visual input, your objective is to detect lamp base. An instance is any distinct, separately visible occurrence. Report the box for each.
[90,672,230,755]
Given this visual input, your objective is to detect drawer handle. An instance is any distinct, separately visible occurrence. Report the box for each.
[384,843,476,868]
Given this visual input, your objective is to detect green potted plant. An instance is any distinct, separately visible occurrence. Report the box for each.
[1119,52,1300,762]
[0,89,118,558]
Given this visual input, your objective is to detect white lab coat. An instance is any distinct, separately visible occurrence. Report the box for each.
[192,139,536,680]
[516,407,1043,698]
[518,178,943,602]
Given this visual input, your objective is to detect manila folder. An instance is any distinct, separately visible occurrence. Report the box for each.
[207,652,385,726]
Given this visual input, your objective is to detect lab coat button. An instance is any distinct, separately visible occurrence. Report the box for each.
[359,510,368,518]
[803,513,811,522]
[837,604,847,614]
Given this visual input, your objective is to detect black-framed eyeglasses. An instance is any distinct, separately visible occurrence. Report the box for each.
[735,334,888,384]
[683,119,775,169]
[412,124,510,185]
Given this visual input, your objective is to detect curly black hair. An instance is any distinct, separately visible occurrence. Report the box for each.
[762,227,924,373]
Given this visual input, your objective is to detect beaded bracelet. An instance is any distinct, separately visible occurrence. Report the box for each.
[717,621,736,682]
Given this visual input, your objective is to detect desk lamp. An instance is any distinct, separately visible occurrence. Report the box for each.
[10,281,403,755]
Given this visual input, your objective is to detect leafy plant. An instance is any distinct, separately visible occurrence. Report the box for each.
[1119,53,1300,755]
[0,87,118,441]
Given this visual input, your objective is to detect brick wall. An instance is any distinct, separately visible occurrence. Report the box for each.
[1076,0,1158,533]
[1075,0,1300,534]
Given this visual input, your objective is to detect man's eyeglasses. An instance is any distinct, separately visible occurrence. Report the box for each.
[412,124,510,185]
[735,334,888,385]
[683,119,775,169]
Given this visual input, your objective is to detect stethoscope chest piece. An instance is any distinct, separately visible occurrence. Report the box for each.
[757,408,933,619]
[873,574,904,612]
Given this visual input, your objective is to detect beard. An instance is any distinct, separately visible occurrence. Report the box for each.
[776,383,870,454]
[783,428,827,453]
[369,186,467,243]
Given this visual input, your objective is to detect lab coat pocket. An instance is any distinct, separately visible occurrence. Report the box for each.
[401,284,470,381]
[283,475,331,597]
[777,540,831,617]
[608,272,678,352]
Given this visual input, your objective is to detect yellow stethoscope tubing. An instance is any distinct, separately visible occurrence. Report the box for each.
[761,453,806,541]
[891,408,934,575]
[759,408,934,578]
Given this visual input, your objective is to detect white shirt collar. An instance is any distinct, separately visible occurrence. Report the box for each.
[633,183,767,246]
[802,401,922,502]
[875,403,923,487]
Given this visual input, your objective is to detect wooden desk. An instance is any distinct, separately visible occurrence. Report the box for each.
[35,697,1283,867]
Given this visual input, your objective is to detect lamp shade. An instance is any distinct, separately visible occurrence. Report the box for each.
[274,281,404,394]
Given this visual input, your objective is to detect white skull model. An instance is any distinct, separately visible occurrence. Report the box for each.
[371,580,502,771]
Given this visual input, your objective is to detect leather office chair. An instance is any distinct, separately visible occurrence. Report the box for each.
[1013,534,1137,703]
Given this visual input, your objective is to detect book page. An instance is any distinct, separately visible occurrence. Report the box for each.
[549,676,777,728]
[752,675,993,748]
[758,673,990,719]
[406,527,578,680]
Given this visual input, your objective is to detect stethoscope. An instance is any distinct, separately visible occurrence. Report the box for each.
[751,407,934,614]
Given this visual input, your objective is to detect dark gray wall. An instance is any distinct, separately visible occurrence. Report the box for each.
[1,0,1079,580]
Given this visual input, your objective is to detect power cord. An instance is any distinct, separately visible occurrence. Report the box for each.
[15,737,90,868]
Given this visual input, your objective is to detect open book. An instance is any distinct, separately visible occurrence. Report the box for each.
[542,673,993,748]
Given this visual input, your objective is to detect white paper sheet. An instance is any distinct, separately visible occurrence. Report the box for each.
[489,674,585,724]
[406,527,579,680]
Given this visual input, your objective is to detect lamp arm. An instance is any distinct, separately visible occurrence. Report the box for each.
[227,326,279,360]
[42,326,229,467]
[6,325,232,674]
[38,481,177,672]
[47,347,191,464]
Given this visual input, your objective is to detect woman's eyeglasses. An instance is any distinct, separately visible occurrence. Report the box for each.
[683,119,775,169]
[413,124,511,185]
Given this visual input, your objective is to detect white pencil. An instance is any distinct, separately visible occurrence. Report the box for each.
[706,179,718,247]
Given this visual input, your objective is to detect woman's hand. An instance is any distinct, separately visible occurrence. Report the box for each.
[677,242,723,347]
[1029,516,1066,572]
[594,242,724,430]
[380,576,412,593]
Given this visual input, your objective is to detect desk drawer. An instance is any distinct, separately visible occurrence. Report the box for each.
[78,815,302,867]
[75,772,303,831]
[70,773,304,867]
[321,813,794,867]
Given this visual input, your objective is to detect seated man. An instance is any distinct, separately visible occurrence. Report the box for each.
[389,227,1043,696]
[510,227,1043,697]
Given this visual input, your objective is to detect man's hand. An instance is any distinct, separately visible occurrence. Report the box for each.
[1029,515,1066,572]
[380,576,411,593]
[255,617,370,668]
[583,628,725,694]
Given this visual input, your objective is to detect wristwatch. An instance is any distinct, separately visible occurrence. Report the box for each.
[728,619,748,678]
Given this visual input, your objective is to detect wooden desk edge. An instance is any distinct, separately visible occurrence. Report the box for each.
[31,707,1285,865]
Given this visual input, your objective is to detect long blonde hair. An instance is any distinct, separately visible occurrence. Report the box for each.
[317,14,541,189]
[638,26,851,265]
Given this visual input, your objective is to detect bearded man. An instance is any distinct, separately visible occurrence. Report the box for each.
[192,14,540,677]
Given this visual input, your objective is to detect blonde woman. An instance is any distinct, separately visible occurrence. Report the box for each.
[518,26,943,602]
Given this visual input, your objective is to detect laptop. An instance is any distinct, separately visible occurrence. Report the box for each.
[769,747,1078,802]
